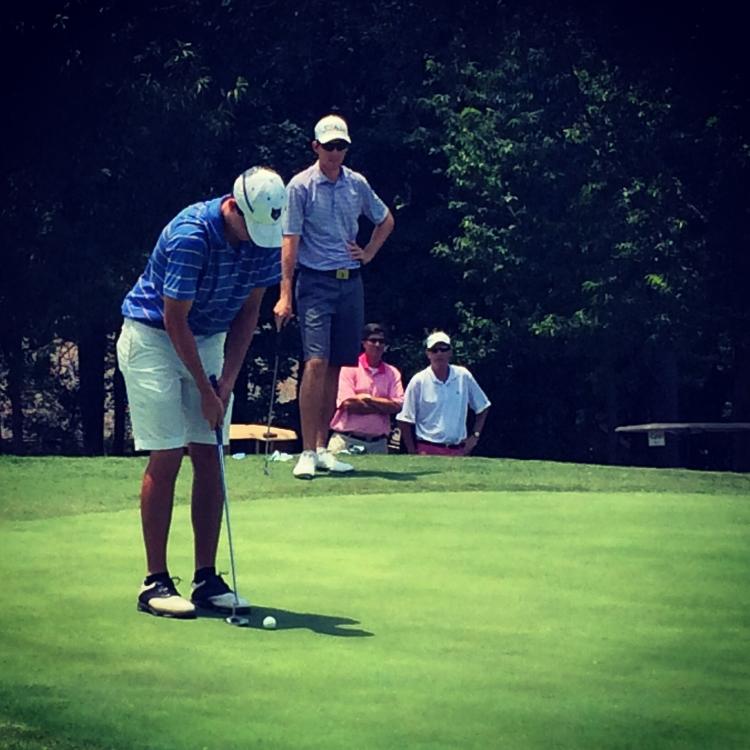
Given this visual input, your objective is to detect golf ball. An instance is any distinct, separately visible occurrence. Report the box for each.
[262,615,277,630]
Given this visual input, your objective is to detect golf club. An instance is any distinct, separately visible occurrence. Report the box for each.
[209,375,249,627]
[263,327,282,476]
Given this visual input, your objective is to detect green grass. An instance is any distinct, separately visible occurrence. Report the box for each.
[1,454,748,522]
[1,455,749,749]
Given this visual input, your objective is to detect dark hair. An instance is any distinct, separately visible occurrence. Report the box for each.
[361,322,386,340]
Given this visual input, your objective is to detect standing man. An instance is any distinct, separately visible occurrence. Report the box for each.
[117,167,286,619]
[328,323,404,455]
[397,332,491,456]
[274,113,395,479]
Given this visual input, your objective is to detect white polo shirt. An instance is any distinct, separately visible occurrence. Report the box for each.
[397,365,491,445]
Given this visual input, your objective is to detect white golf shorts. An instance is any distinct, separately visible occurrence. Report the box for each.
[116,318,232,451]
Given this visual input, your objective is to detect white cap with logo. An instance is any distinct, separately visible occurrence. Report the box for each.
[314,114,351,144]
[425,331,451,349]
[232,167,286,248]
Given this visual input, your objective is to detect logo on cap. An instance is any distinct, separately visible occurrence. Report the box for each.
[232,167,286,248]
[314,115,351,144]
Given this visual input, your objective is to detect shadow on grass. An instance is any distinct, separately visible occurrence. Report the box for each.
[199,605,374,637]
[333,469,441,481]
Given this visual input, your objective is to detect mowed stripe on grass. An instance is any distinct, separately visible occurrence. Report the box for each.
[1,487,749,749]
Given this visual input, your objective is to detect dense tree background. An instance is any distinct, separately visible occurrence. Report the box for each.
[1,0,747,469]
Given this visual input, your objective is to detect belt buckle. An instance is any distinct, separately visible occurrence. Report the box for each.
[335,269,350,280]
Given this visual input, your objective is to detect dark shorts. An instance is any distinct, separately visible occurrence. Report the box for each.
[295,267,364,366]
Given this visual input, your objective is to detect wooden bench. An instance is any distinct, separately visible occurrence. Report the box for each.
[615,422,750,470]
[615,422,750,445]
[229,423,298,454]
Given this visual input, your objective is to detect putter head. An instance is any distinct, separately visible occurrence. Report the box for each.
[226,615,249,627]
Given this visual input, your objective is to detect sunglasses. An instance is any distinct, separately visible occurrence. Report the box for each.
[429,345,451,353]
[365,338,386,345]
[320,140,349,152]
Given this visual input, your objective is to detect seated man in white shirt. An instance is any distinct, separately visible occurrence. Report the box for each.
[396,331,491,456]
[328,323,404,454]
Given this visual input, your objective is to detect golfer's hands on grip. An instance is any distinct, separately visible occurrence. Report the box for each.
[203,375,231,431]
[201,389,224,431]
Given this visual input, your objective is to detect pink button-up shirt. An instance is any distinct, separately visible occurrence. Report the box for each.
[329,353,404,437]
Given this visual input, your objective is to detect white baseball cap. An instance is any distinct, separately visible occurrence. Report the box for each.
[314,114,351,144]
[425,331,451,349]
[232,167,286,248]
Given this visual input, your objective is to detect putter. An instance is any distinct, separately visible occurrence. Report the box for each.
[263,328,282,476]
[210,376,249,627]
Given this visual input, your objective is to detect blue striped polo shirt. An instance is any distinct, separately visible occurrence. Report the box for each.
[283,164,388,271]
[121,196,280,335]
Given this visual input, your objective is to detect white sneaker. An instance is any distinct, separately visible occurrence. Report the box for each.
[316,448,354,473]
[191,572,250,613]
[293,450,317,479]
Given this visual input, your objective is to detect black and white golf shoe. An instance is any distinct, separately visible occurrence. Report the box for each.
[191,571,251,614]
[137,576,196,619]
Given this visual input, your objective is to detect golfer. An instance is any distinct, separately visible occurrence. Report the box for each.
[397,331,491,456]
[274,113,395,479]
[117,167,286,619]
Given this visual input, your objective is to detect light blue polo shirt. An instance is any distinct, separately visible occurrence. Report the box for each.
[121,197,280,335]
[283,163,388,271]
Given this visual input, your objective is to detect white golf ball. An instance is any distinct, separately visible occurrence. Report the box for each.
[262,615,277,630]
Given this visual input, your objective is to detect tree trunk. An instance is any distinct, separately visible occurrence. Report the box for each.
[232,358,250,423]
[652,345,680,467]
[78,325,106,456]
[112,361,127,455]
[7,333,25,454]
[731,335,750,472]
[604,358,620,465]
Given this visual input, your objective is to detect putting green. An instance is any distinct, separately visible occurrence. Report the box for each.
[1,484,749,749]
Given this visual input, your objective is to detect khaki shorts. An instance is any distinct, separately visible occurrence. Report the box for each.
[328,431,388,455]
[116,318,232,451]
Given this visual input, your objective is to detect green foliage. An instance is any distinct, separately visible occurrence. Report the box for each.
[417,16,747,459]
[1,1,748,462]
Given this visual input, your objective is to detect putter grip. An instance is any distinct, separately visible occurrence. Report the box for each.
[208,375,223,443]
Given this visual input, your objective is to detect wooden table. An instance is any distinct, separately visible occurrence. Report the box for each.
[229,423,299,454]
[615,422,750,445]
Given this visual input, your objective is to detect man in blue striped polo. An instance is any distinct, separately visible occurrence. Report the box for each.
[117,166,285,619]
[274,114,395,479]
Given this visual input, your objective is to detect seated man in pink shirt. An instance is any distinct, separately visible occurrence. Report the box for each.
[328,323,404,454]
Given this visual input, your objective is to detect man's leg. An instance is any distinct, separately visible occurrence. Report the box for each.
[188,441,251,612]
[295,358,353,476]
[141,448,183,575]
[313,363,354,473]
[137,448,196,618]
[188,442,223,571]
[299,357,329,452]
[317,363,342,448]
